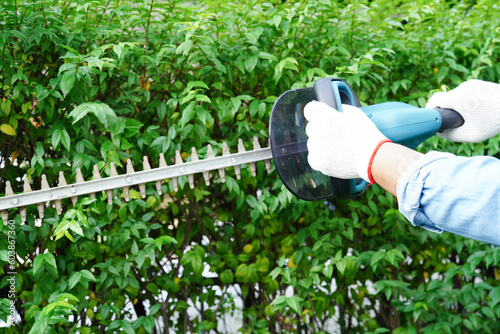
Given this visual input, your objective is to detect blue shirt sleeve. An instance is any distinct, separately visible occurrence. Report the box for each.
[396,151,500,246]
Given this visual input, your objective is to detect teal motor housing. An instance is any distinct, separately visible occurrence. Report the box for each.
[361,102,441,148]
[269,78,464,201]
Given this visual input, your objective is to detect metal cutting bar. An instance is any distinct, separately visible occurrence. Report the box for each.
[0,147,273,211]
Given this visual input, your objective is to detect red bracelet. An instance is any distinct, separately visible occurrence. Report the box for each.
[367,139,392,185]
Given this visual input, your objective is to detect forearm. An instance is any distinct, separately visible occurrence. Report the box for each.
[370,143,424,196]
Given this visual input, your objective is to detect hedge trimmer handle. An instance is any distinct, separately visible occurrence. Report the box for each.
[436,107,465,131]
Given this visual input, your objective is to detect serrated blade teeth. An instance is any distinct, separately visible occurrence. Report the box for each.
[38,175,50,219]
[204,144,214,186]
[220,142,229,183]
[20,178,31,222]
[157,153,167,195]
[235,139,245,180]
[1,181,13,225]
[107,163,118,205]
[5,181,13,197]
[91,165,101,199]
[141,156,150,198]
[76,168,84,182]
[207,144,215,159]
[188,148,199,189]
[72,168,84,206]
[251,136,260,176]
[253,136,271,173]
[56,172,67,215]
[173,150,182,192]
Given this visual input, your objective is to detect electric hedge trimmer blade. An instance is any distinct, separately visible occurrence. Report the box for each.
[0,137,272,224]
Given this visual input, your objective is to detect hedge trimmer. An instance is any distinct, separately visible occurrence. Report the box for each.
[0,78,463,224]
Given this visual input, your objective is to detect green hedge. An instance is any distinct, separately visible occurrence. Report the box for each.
[0,0,499,333]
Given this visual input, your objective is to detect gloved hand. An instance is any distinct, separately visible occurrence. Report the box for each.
[426,79,500,143]
[304,101,389,183]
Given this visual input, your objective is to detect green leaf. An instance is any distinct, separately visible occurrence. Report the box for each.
[136,251,146,269]
[156,235,177,246]
[180,101,196,128]
[131,241,139,255]
[176,40,193,56]
[33,254,44,277]
[286,297,301,314]
[150,136,170,153]
[269,267,282,280]
[100,305,111,320]
[53,219,71,241]
[244,56,259,73]
[125,119,144,136]
[149,303,161,315]
[123,262,131,277]
[60,70,76,97]
[51,129,63,149]
[186,81,209,91]
[80,197,96,206]
[68,271,82,289]
[0,250,8,262]
[55,293,79,303]
[235,263,249,280]
[69,102,117,129]
[196,94,211,103]
[220,270,234,284]
[322,264,333,279]
[69,220,84,236]
[481,306,496,318]
[80,270,97,281]
[25,304,40,321]
[108,320,122,330]
[113,44,123,58]
[61,128,71,151]
[490,287,500,307]
[1,99,12,116]
[371,251,386,267]
[121,320,135,334]
[258,52,278,61]
[245,194,258,208]
[34,142,44,156]
[386,249,403,266]
[182,250,203,273]
[43,253,58,276]
[64,231,75,242]
[108,266,120,276]
[273,15,282,28]
[58,63,77,75]
[336,259,347,275]
[27,316,48,334]
[0,124,16,136]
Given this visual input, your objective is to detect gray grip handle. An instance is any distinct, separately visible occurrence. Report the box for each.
[436,107,464,132]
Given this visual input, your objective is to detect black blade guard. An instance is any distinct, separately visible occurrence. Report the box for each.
[269,78,363,201]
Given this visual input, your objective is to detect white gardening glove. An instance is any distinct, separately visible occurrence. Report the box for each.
[304,101,389,183]
[426,79,500,143]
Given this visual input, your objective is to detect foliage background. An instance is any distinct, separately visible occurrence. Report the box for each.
[1,0,500,333]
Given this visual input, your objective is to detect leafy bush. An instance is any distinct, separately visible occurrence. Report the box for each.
[0,0,499,333]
